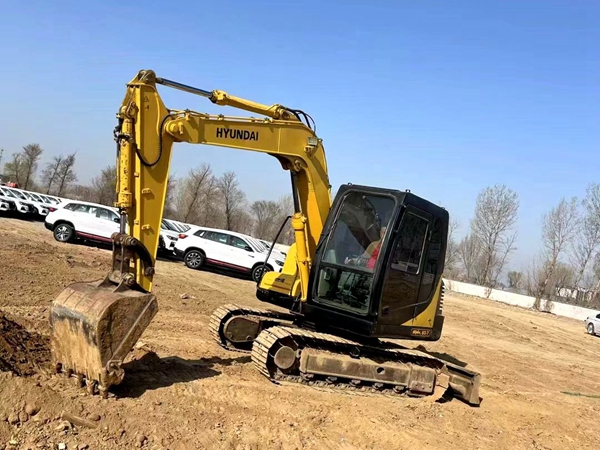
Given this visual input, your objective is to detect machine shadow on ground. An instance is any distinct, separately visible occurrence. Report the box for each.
[112,351,252,398]
[409,345,469,368]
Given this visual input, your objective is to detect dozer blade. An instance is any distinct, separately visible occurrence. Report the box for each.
[49,277,158,397]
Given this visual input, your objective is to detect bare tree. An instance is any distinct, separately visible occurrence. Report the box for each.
[553,262,576,294]
[217,171,247,231]
[163,174,178,219]
[55,153,77,196]
[20,143,44,190]
[470,184,519,287]
[457,234,480,283]
[173,164,217,224]
[41,155,63,194]
[3,152,23,186]
[507,271,523,290]
[533,197,579,308]
[273,194,295,244]
[69,183,96,202]
[251,200,284,240]
[445,217,461,277]
[91,165,117,206]
[570,183,600,287]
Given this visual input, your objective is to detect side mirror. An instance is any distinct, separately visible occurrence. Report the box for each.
[113,217,120,223]
[245,246,253,252]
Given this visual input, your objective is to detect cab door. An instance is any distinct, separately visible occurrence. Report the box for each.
[377,205,432,326]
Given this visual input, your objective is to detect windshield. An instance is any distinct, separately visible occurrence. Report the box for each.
[1,188,17,198]
[248,237,270,253]
[169,220,189,232]
[9,189,27,200]
[173,221,189,232]
[314,191,396,314]
[161,220,175,231]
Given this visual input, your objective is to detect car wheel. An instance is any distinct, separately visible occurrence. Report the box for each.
[252,264,272,283]
[588,323,595,335]
[184,249,205,270]
[53,223,74,243]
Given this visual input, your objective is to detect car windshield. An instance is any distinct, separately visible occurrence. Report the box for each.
[173,222,188,232]
[10,189,27,200]
[247,237,269,253]
[169,221,189,232]
[1,188,17,198]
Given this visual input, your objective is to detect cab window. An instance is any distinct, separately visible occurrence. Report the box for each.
[390,212,428,274]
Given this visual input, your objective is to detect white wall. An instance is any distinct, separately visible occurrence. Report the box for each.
[443,279,598,321]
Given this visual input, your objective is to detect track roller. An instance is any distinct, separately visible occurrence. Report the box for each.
[251,326,481,406]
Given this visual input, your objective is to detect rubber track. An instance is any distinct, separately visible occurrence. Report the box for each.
[208,304,297,352]
[251,325,447,398]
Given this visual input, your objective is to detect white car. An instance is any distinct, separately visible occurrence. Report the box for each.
[45,200,123,244]
[1,186,49,218]
[0,198,12,212]
[585,312,600,336]
[45,200,178,252]
[159,220,180,253]
[174,226,285,282]
[0,187,36,215]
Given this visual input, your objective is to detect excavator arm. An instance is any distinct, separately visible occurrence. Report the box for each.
[114,69,331,298]
[49,70,333,395]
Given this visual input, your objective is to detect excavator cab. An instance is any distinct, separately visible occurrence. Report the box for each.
[305,183,447,341]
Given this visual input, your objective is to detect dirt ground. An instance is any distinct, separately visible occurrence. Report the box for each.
[0,217,599,450]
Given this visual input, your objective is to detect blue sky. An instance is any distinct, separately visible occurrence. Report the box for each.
[1,0,598,271]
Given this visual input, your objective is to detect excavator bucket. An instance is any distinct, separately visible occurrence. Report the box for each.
[49,277,158,396]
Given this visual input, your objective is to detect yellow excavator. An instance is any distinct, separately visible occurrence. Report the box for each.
[49,70,481,405]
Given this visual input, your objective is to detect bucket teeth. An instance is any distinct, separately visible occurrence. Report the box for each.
[50,277,158,396]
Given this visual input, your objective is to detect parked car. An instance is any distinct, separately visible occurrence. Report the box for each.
[585,312,600,336]
[0,187,36,215]
[0,198,13,212]
[45,200,177,251]
[259,239,288,258]
[159,220,180,254]
[174,226,285,282]
[1,186,49,218]
[45,200,122,244]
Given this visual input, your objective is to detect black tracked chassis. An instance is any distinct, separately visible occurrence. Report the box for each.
[209,303,297,352]
[208,304,481,406]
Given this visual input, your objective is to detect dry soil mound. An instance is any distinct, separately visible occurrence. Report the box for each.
[0,312,50,376]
